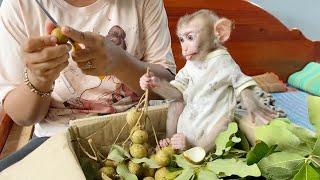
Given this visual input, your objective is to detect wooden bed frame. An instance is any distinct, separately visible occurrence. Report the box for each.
[0,0,319,155]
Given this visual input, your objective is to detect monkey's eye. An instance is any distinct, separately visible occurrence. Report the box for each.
[179,37,184,43]
[187,34,194,41]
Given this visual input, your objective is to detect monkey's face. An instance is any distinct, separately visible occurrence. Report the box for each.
[106,26,127,50]
[177,18,214,61]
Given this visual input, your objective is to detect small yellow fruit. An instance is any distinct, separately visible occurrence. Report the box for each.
[99,166,116,178]
[129,144,147,158]
[150,154,156,162]
[130,129,148,144]
[126,108,146,127]
[162,145,175,157]
[128,161,142,175]
[155,150,170,167]
[143,177,155,180]
[51,27,68,44]
[143,167,156,177]
[155,167,168,180]
[103,160,117,168]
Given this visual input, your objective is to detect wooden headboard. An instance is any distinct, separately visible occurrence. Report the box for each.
[164,0,320,81]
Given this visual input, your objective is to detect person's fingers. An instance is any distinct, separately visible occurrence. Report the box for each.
[23,36,57,53]
[31,44,71,63]
[72,48,95,62]
[45,21,57,35]
[61,26,97,45]
[42,61,69,79]
[32,54,69,73]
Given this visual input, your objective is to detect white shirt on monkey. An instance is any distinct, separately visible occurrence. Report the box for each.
[170,48,256,146]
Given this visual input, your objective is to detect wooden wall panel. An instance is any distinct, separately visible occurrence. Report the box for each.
[0,110,13,153]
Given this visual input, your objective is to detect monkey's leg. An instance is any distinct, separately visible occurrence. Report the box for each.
[166,101,185,138]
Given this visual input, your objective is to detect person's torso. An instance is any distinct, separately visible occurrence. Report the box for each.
[15,0,149,136]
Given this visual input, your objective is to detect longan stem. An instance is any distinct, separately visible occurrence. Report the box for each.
[77,139,98,161]
[88,139,101,162]
[113,121,128,145]
[148,116,160,148]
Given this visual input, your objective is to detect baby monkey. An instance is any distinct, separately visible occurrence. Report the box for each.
[140,10,279,152]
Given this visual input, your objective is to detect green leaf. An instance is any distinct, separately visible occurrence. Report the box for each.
[312,136,320,157]
[293,163,320,180]
[223,148,247,159]
[246,141,269,165]
[197,169,220,180]
[112,145,131,157]
[107,145,131,163]
[235,131,251,152]
[255,119,312,156]
[215,122,239,156]
[131,157,160,168]
[307,95,320,134]
[206,158,261,177]
[116,163,138,180]
[310,163,320,175]
[174,154,201,169]
[175,168,195,180]
[166,169,183,180]
[271,119,317,147]
[258,151,305,179]
[311,157,320,168]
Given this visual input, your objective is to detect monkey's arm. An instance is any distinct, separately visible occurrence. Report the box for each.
[166,101,185,138]
[152,80,183,100]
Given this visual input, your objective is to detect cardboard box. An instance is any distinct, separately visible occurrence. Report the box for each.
[0,104,169,180]
[0,104,257,180]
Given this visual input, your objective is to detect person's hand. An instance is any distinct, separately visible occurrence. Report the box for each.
[171,133,188,150]
[60,26,124,77]
[22,21,71,91]
[240,88,278,124]
[139,71,160,90]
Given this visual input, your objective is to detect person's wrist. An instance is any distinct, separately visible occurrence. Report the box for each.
[25,69,55,93]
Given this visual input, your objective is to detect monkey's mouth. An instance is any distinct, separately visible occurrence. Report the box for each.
[184,53,198,60]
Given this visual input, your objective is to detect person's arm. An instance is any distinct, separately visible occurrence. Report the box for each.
[0,0,70,126]
[63,0,175,96]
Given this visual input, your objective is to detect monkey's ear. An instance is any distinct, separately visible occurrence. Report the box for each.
[214,18,232,43]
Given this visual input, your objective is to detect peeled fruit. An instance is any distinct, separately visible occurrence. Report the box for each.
[143,177,155,180]
[51,27,68,44]
[143,167,155,177]
[99,166,116,178]
[183,146,206,164]
[155,167,169,180]
[128,161,142,175]
[126,108,146,127]
[129,144,147,158]
[154,150,170,167]
[162,145,175,156]
[130,129,148,144]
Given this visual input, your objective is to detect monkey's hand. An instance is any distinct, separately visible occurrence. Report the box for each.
[240,88,278,124]
[170,133,189,151]
[157,138,171,150]
[139,71,160,90]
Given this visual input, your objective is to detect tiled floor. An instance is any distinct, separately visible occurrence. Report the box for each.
[0,124,33,159]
